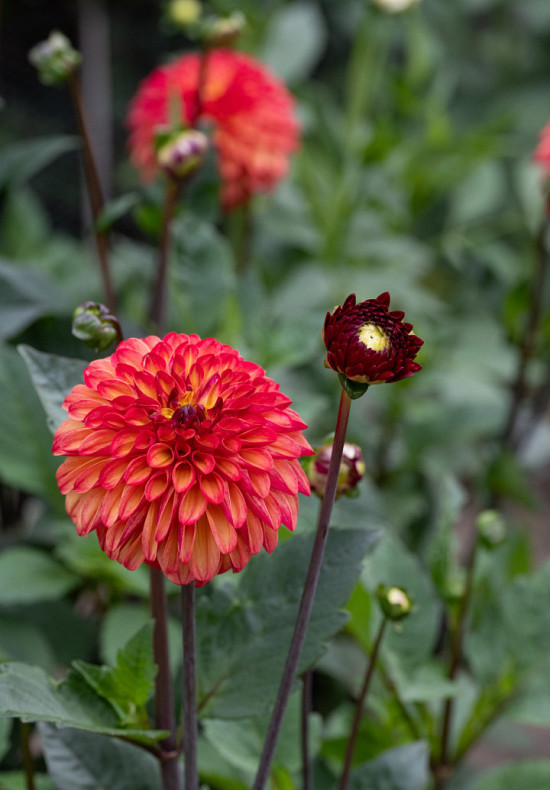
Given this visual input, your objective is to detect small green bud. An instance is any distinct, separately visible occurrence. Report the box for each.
[165,0,202,28]
[476,510,506,549]
[156,129,209,181]
[376,585,413,622]
[72,302,120,352]
[29,31,81,85]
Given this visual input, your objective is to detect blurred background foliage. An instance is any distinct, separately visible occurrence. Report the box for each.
[1,0,550,789]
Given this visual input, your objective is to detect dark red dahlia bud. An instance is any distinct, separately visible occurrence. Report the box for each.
[323,293,423,396]
[307,440,365,500]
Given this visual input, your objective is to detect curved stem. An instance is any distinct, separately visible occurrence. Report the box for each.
[252,389,353,790]
[150,568,181,790]
[182,583,199,790]
[338,618,388,790]
[67,69,116,313]
[149,179,181,333]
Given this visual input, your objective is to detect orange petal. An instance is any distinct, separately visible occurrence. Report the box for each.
[221,481,247,528]
[205,504,238,553]
[199,472,226,504]
[124,455,152,485]
[189,516,221,583]
[178,484,207,525]
[172,461,196,493]
[147,443,174,468]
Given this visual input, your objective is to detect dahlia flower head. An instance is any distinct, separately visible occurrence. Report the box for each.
[127,48,299,210]
[53,333,313,586]
[323,293,423,386]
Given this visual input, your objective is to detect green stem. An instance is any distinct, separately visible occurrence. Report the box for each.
[252,388,353,790]
[67,69,116,313]
[433,537,479,790]
[20,721,35,790]
[182,583,199,790]
[150,568,181,790]
[338,618,388,790]
[149,179,181,333]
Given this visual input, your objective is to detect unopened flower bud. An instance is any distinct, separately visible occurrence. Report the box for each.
[72,302,120,352]
[157,129,209,181]
[307,440,365,500]
[376,585,413,621]
[165,0,202,28]
[29,31,81,85]
[371,0,421,13]
[476,510,506,550]
[203,12,246,48]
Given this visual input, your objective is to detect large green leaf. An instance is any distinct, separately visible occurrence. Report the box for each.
[261,2,327,83]
[0,547,79,605]
[0,344,62,500]
[39,723,162,790]
[73,623,157,721]
[0,260,62,340]
[18,345,87,433]
[0,663,166,747]
[196,528,378,720]
[0,137,78,189]
[348,741,429,790]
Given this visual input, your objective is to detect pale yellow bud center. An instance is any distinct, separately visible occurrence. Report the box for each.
[387,588,409,608]
[358,323,390,352]
[168,0,202,26]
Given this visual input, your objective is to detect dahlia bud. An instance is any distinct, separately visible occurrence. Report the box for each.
[371,0,421,12]
[307,440,365,500]
[29,31,81,85]
[164,0,202,28]
[376,585,413,622]
[72,302,120,353]
[156,129,209,181]
[323,293,423,398]
[203,11,246,48]
[476,510,506,550]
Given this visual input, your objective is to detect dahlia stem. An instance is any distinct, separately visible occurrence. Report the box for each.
[67,69,116,313]
[337,617,387,790]
[149,568,181,790]
[149,179,181,333]
[20,721,36,790]
[192,48,210,126]
[252,388,353,790]
[433,535,479,790]
[501,214,549,451]
[300,670,314,790]
[181,583,199,790]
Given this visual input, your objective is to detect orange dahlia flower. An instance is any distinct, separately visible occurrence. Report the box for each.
[53,333,313,585]
[126,49,299,210]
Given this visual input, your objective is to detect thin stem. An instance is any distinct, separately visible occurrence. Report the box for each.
[150,568,181,790]
[181,583,199,790]
[20,721,36,790]
[301,670,314,790]
[434,537,479,790]
[149,179,181,333]
[252,389,353,790]
[192,48,210,126]
[501,216,549,450]
[338,618,388,790]
[378,663,421,741]
[67,69,116,313]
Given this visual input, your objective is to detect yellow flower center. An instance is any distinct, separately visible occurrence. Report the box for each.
[358,323,390,352]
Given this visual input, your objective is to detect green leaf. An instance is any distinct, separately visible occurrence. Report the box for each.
[197,528,378,720]
[472,760,550,790]
[261,2,327,83]
[0,260,63,339]
[18,345,87,433]
[0,137,78,189]
[39,723,162,790]
[0,547,79,605]
[0,663,166,746]
[73,623,157,722]
[0,614,56,670]
[0,772,55,790]
[348,741,429,790]
[94,192,140,234]
[0,344,62,499]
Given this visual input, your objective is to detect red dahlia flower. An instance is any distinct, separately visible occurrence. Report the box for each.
[534,121,550,175]
[53,333,313,586]
[127,49,299,210]
[323,293,423,385]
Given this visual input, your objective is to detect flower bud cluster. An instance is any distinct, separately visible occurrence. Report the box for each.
[72,302,120,353]
[29,31,81,85]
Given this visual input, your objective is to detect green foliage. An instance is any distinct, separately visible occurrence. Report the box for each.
[0,547,79,605]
